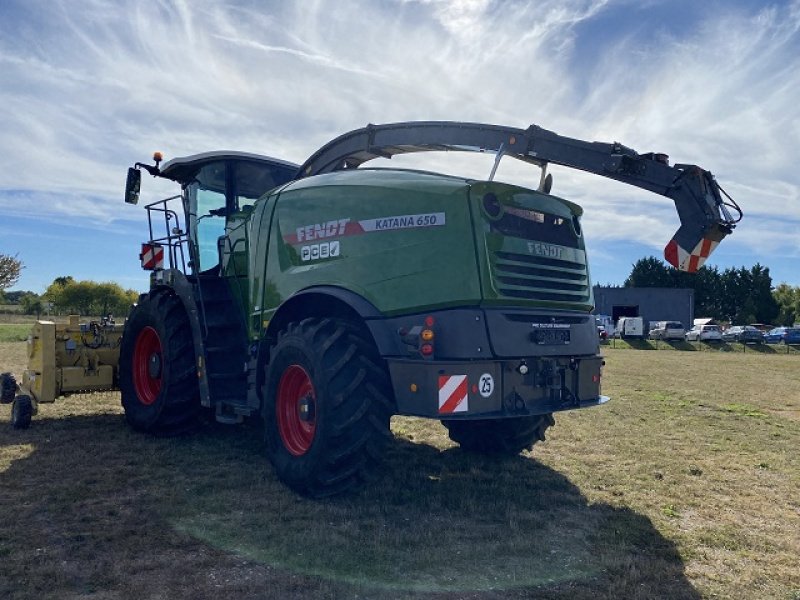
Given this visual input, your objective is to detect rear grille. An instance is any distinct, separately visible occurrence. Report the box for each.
[491,251,590,303]
[490,213,580,248]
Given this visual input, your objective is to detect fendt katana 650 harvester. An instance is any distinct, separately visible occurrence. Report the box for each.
[122,122,741,496]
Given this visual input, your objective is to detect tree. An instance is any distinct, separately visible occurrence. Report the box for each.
[748,264,779,324]
[773,283,800,326]
[0,253,23,291]
[20,293,43,317]
[624,257,779,324]
[624,257,673,287]
[690,264,722,319]
[53,275,74,287]
[44,277,138,316]
[718,264,778,324]
[43,276,77,313]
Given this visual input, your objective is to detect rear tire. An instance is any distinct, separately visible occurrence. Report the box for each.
[1,373,16,404]
[442,414,555,455]
[119,292,200,435]
[11,395,33,429]
[262,318,393,497]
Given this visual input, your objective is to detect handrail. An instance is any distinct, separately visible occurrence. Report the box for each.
[143,195,188,272]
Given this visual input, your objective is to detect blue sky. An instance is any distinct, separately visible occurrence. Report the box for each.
[1,0,799,293]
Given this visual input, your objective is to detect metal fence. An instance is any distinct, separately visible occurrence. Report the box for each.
[602,337,799,354]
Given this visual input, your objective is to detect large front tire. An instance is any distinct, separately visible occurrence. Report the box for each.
[119,292,199,435]
[442,414,555,455]
[262,318,393,497]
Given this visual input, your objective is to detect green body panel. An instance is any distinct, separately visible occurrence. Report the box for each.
[254,170,483,335]
[227,169,592,339]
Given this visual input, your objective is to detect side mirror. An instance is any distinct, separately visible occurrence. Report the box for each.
[125,168,141,205]
[537,165,554,194]
[541,173,553,194]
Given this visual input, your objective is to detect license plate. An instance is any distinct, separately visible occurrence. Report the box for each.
[530,329,570,345]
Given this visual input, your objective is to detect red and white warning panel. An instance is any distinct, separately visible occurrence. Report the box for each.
[664,236,719,273]
[140,243,164,270]
[438,374,469,414]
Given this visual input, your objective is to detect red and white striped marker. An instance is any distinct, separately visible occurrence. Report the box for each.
[140,243,164,270]
[664,237,719,273]
[438,375,468,414]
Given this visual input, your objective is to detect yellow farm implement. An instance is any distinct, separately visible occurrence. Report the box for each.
[1,315,123,428]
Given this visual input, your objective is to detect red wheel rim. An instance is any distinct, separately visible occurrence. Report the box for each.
[132,326,162,406]
[277,365,317,456]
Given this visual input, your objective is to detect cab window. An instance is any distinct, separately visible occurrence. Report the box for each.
[189,162,227,272]
[234,160,293,210]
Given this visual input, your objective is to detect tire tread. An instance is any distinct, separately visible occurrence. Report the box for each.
[263,317,393,497]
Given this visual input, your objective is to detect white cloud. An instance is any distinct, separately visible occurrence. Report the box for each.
[0,0,798,283]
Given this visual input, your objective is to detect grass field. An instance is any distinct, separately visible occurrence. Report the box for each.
[0,341,798,599]
[0,316,74,341]
[0,324,32,343]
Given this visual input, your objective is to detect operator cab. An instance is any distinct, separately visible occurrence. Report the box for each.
[127,151,297,276]
[158,152,298,274]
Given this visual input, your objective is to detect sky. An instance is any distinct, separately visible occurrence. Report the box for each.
[1,0,799,294]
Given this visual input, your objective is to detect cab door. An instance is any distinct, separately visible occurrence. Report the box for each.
[187,161,228,275]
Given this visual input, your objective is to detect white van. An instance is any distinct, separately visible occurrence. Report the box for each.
[617,316,644,339]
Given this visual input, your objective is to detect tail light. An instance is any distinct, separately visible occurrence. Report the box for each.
[399,315,436,359]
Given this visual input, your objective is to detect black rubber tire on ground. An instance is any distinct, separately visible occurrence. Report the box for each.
[441,414,555,455]
[11,395,33,429]
[1,372,17,404]
[262,318,394,498]
[119,291,200,435]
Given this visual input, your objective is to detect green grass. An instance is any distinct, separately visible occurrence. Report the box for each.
[0,344,798,599]
[720,403,767,418]
[0,324,31,342]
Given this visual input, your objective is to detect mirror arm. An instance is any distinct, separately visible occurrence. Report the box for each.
[134,162,161,177]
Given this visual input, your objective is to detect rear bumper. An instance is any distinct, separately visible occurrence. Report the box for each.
[387,355,607,419]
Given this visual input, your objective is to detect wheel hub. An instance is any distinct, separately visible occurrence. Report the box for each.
[298,394,315,422]
[148,352,162,379]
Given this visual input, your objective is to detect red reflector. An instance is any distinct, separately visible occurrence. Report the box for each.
[424,315,435,327]
[420,343,433,356]
[592,375,600,383]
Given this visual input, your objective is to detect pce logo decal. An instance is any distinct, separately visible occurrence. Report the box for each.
[301,241,340,262]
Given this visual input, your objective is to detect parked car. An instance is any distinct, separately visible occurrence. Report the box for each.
[649,321,686,341]
[685,324,723,342]
[764,326,800,344]
[722,325,764,344]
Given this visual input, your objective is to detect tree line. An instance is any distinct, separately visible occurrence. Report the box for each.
[2,276,138,318]
[623,257,799,325]
[1,253,139,317]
